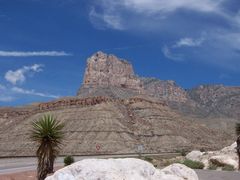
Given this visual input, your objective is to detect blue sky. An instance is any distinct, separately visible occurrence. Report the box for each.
[0,0,240,106]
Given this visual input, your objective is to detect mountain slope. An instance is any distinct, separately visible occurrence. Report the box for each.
[0,51,238,156]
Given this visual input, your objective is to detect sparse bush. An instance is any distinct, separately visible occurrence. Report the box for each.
[222,164,234,171]
[208,163,218,170]
[200,148,205,152]
[181,159,204,169]
[176,149,187,156]
[64,155,75,166]
[144,156,153,163]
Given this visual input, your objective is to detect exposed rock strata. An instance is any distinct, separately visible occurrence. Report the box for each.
[0,51,239,156]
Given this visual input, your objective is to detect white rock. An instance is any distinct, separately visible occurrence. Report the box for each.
[220,142,236,153]
[210,155,238,169]
[161,163,199,180]
[45,158,198,180]
[186,151,204,162]
[186,142,239,170]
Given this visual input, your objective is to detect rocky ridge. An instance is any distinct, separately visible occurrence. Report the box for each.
[78,52,240,129]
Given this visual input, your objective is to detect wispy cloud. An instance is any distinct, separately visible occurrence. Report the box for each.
[174,37,204,48]
[89,0,225,30]
[162,46,183,61]
[5,64,44,85]
[89,7,124,30]
[0,51,72,57]
[0,84,13,102]
[0,84,6,90]
[11,87,59,98]
[0,96,14,102]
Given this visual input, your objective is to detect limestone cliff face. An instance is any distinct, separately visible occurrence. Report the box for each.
[78,52,188,103]
[82,51,141,90]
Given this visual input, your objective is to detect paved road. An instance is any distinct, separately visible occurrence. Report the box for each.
[0,153,178,175]
[1,156,240,180]
[196,170,240,180]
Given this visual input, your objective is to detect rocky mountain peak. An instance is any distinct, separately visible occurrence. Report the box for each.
[82,51,141,90]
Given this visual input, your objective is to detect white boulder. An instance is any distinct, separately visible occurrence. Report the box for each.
[186,142,238,170]
[45,158,198,180]
[186,151,204,162]
[210,155,238,169]
[161,163,199,180]
[220,142,237,153]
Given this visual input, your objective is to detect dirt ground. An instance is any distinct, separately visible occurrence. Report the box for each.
[0,167,62,180]
[0,170,37,180]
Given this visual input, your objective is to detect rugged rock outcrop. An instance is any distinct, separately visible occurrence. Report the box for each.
[45,158,199,180]
[77,52,240,131]
[188,85,240,119]
[80,51,141,90]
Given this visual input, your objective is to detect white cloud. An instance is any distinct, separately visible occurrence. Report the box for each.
[0,51,72,57]
[11,87,59,99]
[122,0,223,14]
[0,96,14,102]
[162,46,183,61]
[89,0,225,30]
[0,84,13,102]
[5,64,44,85]
[174,37,204,48]
[0,84,5,90]
[89,8,125,30]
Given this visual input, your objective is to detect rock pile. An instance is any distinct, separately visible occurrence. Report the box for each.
[45,158,199,180]
[186,142,238,170]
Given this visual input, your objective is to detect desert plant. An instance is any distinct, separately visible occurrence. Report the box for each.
[143,156,153,163]
[208,162,218,170]
[222,164,235,171]
[64,155,75,166]
[176,149,187,156]
[236,123,240,170]
[181,159,204,169]
[30,114,64,180]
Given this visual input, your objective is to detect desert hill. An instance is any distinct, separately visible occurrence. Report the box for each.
[0,51,238,156]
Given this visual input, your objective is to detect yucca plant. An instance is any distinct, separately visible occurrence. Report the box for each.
[30,114,64,180]
[236,123,240,170]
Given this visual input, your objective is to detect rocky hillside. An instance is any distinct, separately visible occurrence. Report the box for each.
[0,51,238,156]
[78,52,240,130]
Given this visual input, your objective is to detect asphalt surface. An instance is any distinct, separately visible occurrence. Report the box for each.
[196,169,240,180]
[0,153,178,174]
[1,156,240,180]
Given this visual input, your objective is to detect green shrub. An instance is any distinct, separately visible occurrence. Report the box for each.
[181,159,204,169]
[208,163,218,170]
[176,149,187,156]
[200,148,205,152]
[222,164,234,171]
[64,155,75,166]
[144,156,153,163]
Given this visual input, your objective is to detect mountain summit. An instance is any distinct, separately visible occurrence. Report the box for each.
[82,51,141,90]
